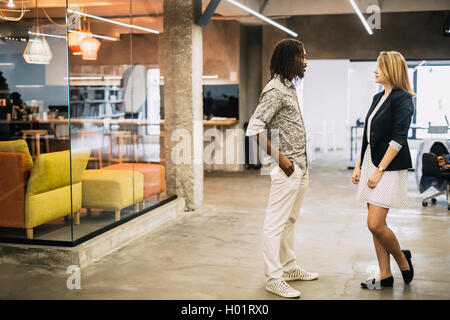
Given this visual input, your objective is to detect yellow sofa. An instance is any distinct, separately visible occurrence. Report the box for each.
[25,149,90,238]
[0,139,90,239]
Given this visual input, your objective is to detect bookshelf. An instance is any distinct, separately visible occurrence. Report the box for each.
[70,86,124,119]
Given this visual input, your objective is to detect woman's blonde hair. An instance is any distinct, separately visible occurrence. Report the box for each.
[377,51,416,97]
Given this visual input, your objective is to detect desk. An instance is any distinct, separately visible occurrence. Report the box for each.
[0,118,238,127]
[350,124,365,161]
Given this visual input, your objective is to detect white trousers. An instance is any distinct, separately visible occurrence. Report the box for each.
[263,163,309,284]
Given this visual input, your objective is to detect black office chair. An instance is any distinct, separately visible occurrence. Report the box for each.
[421,142,450,209]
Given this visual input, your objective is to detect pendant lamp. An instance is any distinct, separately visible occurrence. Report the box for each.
[78,13,101,60]
[79,36,101,60]
[23,0,53,64]
[68,30,90,53]
[23,35,53,64]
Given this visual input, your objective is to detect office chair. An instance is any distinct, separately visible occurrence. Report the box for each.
[421,141,450,209]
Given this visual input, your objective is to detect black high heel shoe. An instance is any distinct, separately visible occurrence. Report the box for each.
[401,249,414,284]
[361,276,394,289]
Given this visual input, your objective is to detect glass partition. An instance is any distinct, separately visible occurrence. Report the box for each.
[0,0,171,244]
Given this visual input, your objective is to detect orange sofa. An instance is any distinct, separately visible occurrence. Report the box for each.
[0,139,90,239]
[0,152,30,229]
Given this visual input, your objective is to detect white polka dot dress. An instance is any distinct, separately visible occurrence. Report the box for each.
[356,145,409,208]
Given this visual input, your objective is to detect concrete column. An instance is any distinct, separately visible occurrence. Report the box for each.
[239,25,262,168]
[163,0,203,210]
[239,25,262,124]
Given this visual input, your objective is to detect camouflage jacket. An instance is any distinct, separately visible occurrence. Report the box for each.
[246,74,308,171]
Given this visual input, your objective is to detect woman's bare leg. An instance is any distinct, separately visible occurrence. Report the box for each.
[367,204,409,271]
[367,204,392,279]
[372,234,392,278]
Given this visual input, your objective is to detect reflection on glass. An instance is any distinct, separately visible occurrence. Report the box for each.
[0,0,170,243]
[67,1,168,241]
[0,1,72,241]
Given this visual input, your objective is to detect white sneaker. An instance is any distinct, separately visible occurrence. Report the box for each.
[265,279,301,298]
[283,266,319,281]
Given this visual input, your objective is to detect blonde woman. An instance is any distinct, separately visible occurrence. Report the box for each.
[352,51,415,289]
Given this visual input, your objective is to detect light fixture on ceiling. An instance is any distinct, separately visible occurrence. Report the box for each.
[413,60,426,70]
[23,35,53,64]
[23,0,53,64]
[202,75,219,79]
[0,0,27,21]
[79,37,101,60]
[67,8,159,34]
[348,0,373,35]
[28,30,65,39]
[159,75,219,79]
[16,84,44,88]
[66,76,122,80]
[28,30,116,42]
[69,30,117,41]
[224,0,298,37]
[68,9,93,55]
[68,30,90,53]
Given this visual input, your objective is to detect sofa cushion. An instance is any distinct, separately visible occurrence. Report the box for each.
[25,182,82,229]
[0,139,33,169]
[26,149,90,196]
[82,169,144,210]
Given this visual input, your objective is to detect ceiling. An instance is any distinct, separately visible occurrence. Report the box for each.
[1,0,449,37]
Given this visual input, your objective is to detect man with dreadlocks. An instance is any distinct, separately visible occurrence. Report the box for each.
[246,38,319,299]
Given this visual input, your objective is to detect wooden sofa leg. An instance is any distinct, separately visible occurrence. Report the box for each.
[26,228,33,239]
[74,211,80,225]
[86,208,92,218]
[157,193,161,202]
[115,210,121,221]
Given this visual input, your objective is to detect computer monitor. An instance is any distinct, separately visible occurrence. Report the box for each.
[203,84,239,119]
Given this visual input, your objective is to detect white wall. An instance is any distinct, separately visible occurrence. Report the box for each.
[416,66,450,139]
[301,59,350,151]
[348,61,380,125]
[300,60,385,159]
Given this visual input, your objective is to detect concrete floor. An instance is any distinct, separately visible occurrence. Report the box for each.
[0,152,449,299]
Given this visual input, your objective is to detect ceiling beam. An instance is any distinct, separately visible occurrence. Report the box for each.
[199,0,222,26]
[259,0,269,13]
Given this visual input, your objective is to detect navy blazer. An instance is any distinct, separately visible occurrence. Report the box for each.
[359,88,415,171]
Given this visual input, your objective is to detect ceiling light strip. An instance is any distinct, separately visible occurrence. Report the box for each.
[224,0,298,37]
[66,76,123,80]
[29,30,117,41]
[28,31,66,39]
[68,30,117,41]
[348,0,373,35]
[160,75,219,79]
[67,9,159,34]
